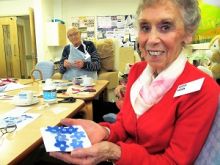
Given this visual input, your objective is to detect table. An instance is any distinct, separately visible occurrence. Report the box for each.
[57,80,109,120]
[0,79,41,93]
[17,79,38,85]
[5,79,109,120]
[0,98,85,165]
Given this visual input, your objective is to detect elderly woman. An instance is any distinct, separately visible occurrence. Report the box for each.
[59,27,100,80]
[51,0,219,164]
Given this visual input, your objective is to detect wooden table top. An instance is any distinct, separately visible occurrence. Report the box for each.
[57,80,109,101]
[17,79,38,85]
[4,79,109,101]
[0,97,84,165]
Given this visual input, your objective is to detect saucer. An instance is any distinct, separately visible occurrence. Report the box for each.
[13,96,39,106]
[80,83,95,87]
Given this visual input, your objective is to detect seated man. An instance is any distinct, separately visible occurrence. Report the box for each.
[59,27,101,80]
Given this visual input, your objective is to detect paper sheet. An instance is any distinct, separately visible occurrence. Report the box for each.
[4,83,26,92]
[0,113,40,130]
[41,125,91,152]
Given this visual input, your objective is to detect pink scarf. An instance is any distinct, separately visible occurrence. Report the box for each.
[130,54,187,118]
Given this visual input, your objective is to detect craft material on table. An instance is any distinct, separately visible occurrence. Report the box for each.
[0,113,40,131]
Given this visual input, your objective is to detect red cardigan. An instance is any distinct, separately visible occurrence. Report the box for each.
[101,61,219,165]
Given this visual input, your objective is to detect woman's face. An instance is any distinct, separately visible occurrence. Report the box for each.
[138,1,192,73]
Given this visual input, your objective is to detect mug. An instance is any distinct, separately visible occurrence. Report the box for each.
[82,77,93,86]
[73,77,83,85]
[17,90,34,104]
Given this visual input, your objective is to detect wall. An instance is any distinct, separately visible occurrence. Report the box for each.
[0,0,139,63]
[33,0,55,61]
[0,0,33,16]
[62,0,139,29]
[50,0,139,61]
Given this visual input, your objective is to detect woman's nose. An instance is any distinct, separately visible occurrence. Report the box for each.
[147,29,160,44]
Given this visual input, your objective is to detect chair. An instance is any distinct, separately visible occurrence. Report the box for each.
[31,61,55,81]
[94,38,120,101]
[194,101,220,165]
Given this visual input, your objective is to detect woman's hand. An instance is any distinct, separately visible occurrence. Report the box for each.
[50,141,121,165]
[60,118,109,144]
[114,84,126,100]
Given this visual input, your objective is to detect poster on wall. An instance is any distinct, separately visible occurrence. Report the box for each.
[193,0,220,43]
[97,15,137,47]
[70,15,137,47]
[71,16,95,40]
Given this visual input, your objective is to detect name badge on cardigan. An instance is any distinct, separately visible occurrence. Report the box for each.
[174,77,204,97]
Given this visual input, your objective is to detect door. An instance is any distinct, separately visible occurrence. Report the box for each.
[0,17,21,78]
[29,8,37,69]
[17,25,27,78]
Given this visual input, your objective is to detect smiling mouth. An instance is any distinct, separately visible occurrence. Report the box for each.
[148,50,165,56]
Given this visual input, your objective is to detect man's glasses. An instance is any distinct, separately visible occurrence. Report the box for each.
[0,124,17,137]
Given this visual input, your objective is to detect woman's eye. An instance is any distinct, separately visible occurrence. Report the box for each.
[159,22,172,32]
[140,23,151,32]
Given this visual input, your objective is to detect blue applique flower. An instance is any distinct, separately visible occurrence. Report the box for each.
[55,134,68,142]
[21,114,33,119]
[45,126,88,151]
[67,126,78,133]
[4,115,34,125]
[60,126,78,134]
[45,126,61,133]
[4,117,19,124]
[71,131,86,139]
[70,139,83,149]
[55,141,69,151]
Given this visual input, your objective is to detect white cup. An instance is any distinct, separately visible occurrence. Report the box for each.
[17,90,34,104]
[82,77,93,86]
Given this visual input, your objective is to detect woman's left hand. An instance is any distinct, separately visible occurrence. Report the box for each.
[50,141,121,165]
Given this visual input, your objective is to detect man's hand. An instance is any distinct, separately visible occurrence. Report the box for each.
[72,60,84,69]
[64,59,72,68]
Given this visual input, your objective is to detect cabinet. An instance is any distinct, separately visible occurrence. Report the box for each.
[46,22,66,46]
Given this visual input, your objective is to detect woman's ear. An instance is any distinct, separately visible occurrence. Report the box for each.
[183,34,193,45]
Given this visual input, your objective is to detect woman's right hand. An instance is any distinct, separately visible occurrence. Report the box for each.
[60,118,109,144]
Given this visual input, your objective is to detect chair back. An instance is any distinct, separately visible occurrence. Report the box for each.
[195,101,220,165]
[31,61,54,80]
